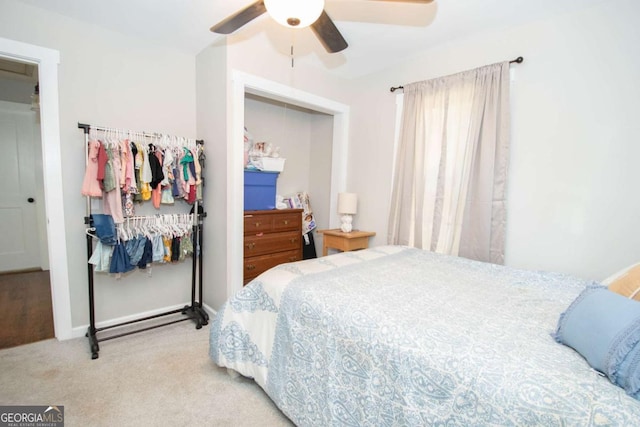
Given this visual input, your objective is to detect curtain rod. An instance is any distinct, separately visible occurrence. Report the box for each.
[389,56,524,93]
[77,122,203,144]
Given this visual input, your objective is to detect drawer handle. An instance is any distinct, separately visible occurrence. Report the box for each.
[246,242,255,250]
[289,257,297,262]
[254,222,261,228]
[290,238,297,243]
[283,220,289,225]
[247,264,255,270]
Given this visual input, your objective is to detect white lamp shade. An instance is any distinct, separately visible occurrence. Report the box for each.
[264,0,325,29]
[338,192,357,215]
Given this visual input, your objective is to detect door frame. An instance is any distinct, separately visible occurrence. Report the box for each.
[0,37,72,340]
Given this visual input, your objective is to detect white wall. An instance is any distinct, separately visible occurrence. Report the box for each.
[244,96,313,196]
[349,0,640,281]
[195,43,228,313]
[244,96,333,198]
[0,0,197,328]
[227,29,354,105]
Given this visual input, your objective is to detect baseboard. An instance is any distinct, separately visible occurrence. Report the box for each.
[202,303,217,318]
[70,302,217,339]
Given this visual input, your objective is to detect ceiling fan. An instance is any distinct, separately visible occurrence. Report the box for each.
[210,0,434,54]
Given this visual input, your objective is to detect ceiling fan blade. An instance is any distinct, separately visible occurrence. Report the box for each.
[210,0,267,34]
[310,11,348,54]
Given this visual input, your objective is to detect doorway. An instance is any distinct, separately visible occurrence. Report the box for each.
[0,66,48,271]
[0,37,72,340]
[0,58,53,348]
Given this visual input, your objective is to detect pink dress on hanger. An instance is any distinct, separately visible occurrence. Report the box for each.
[81,140,103,197]
[102,144,124,223]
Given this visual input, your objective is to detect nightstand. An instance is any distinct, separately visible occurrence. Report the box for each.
[318,229,376,256]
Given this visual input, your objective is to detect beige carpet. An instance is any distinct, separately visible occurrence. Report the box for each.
[0,320,293,426]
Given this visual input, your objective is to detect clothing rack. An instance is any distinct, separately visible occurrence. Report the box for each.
[79,122,208,360]
[389,56,524,93]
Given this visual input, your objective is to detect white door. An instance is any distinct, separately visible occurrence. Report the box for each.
[0,101,40,271]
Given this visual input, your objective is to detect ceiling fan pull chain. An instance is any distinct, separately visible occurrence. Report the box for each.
[290,28,295,69]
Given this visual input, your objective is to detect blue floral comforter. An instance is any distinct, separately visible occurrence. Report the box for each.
[210,246,640,426]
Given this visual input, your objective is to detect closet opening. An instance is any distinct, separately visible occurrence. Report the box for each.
[243,93,333,258]
[228,71,350,298]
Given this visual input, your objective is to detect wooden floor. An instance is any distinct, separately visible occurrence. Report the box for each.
[0,270,54,349]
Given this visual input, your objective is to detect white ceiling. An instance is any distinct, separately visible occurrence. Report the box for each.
[15,0,604,79]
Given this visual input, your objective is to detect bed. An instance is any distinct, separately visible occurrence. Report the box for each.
[210,245,640,425]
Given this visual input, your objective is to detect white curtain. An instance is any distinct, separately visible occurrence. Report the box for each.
[388,62,510,264]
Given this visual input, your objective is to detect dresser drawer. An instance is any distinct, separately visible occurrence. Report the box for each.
[243,214,274,234]
[244,231,301,257]
[243,209,303,285]
[271,212,301,232]
[243,211,301,235]
[243,249,301,283]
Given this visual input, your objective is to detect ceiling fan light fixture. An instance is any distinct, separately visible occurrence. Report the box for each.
[264,0,325,29]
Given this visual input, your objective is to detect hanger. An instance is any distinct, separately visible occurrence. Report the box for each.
[85,227,97,239]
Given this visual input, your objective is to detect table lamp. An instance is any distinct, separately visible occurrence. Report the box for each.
[338,192,357,232]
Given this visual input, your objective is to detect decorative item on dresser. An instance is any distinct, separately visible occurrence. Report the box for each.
[243,209,303,284]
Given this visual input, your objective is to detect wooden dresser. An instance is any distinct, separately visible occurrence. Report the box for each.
[243,209,303,285]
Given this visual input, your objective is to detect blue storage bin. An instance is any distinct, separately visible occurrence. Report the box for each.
[244,170,279,211]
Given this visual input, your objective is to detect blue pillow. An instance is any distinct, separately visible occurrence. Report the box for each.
[554,285,640,398]
[617,340,640,398]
